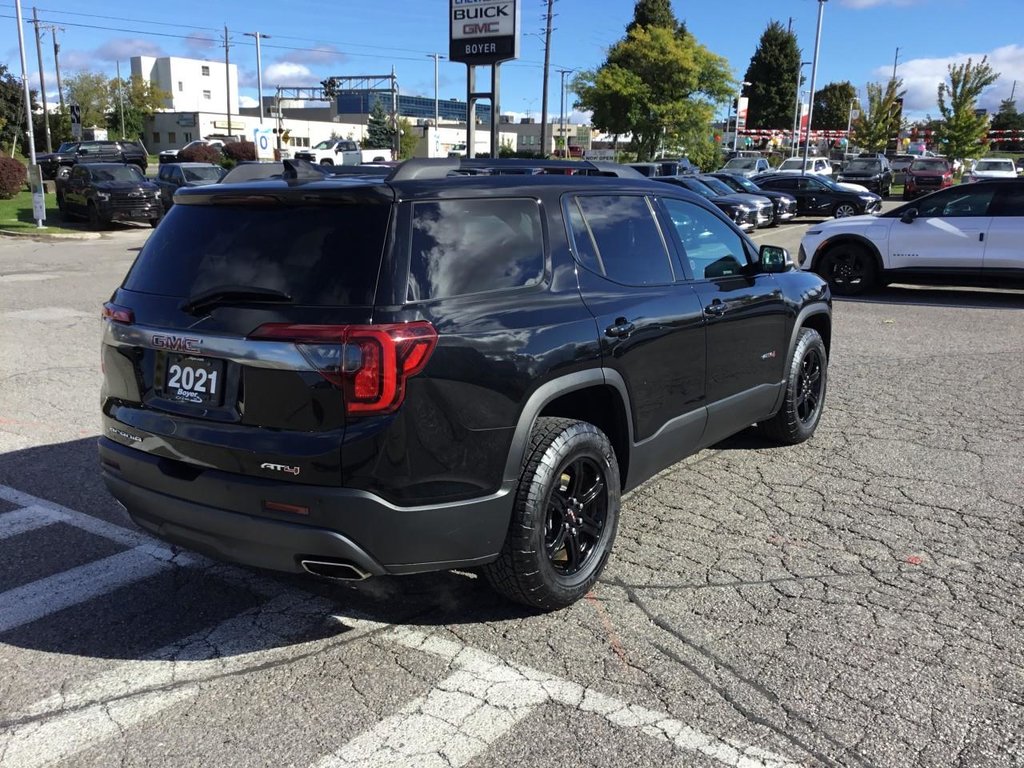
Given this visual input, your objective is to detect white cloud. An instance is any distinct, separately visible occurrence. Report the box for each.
[185,33,217,54]
[238,95,258,108]
[263,61,314,87]
[840,0,920,7]
[284,45,346,66]
[95,38,164,62]
[872,44,1024,116]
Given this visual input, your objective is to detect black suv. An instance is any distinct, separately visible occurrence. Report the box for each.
[57,162,162,229]
[835,156,893,196]
[38,140,148,180]
[99,158,832,610]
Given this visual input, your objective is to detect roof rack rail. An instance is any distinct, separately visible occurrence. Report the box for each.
[384,157,647,182]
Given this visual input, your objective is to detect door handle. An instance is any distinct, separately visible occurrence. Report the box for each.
[605,318,635,338]
[704,301,727,317]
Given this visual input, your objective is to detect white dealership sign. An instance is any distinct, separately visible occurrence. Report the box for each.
[449,0,520,65]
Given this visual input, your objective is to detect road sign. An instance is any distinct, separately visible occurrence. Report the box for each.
[70,104,81,139]
[28,164,45,223]
[253,127,274,160]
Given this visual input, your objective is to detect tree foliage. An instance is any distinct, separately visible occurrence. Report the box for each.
[575,5,731,161]
[934,57,999,163]
[0,156,27,199]
[108,74,169,141]
[0,65,40,154]
[812,81,857,131]
[990,98,1024,151]
[626,0,684,35]
[363,100,394,150]
[64,72,110,128]
[397,117,419,159]
[853,79,904,153]
[742,21,801,130]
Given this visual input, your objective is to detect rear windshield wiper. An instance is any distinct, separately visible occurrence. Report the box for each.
[180,286,293,315]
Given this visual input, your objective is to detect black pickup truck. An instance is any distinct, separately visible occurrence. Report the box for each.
[38,140,148,180]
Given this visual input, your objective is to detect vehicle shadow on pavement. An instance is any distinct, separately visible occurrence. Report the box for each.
[0,437,533,663]
[836,285,1024,310]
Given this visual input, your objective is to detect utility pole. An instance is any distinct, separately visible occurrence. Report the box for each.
[244,31,269,124]
[15,0,42,227]
[31,7,51,152]
[115,60,126,139]
[426,53,444,158]
[539,0,555,158]
[558,68,573,157]
[891,47,900,83]
[47,25,64,113]
[224,26,232,138]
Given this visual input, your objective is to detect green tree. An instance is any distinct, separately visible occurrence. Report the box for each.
[108,74,169,141]
[990,98,1024,151]
[363,99,394,150]
[63,72,110,128]
[626,0,682,35]
[934,57,999,164]
[575,18,731,160]
[742,21,801,130]
[812,81,857,131]
[0,64,27,153]
[397,117,419,159]
[853,79,904,153]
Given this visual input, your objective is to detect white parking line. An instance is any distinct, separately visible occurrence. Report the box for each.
[317,629,800,768]
[749,223,810,239]
[0,506,63,540]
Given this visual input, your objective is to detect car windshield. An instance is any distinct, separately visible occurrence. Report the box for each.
[182,166,225,182]
[56,142,76,153]
[724,158,756,169]
[911,160,948,171]
[312,140,336,150]
[91,166,144,182]
[845,160,880,172]
[974,160,1013,171]
[699,177,735,195]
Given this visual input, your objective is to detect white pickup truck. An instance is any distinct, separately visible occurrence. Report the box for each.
[293,139,391,165]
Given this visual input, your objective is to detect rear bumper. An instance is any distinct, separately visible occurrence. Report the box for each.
[99,438,512,577]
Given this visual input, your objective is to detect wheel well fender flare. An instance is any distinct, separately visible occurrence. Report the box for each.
[773,303,831,415]
[501,369,635,486]
[811,234,884,275]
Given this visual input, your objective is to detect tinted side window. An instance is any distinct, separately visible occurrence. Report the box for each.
[661,198,748,280]
[769,177,797,190]
[407,198,544,302]
[990,185,1024,217]
[573,195,674,285]
[918,186,995,217]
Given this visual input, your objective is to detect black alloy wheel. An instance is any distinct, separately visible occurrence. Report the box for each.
[795,347,824,426]
[544,457,608,576]
[758,327,828,445]
[819,244,876,296]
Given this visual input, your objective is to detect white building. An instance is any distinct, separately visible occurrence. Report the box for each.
[131,56,239,115]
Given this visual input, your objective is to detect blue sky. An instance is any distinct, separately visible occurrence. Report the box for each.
[4,0,1023,122]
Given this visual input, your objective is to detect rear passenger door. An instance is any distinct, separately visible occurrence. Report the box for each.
[566,193,707,450]
[983,182,1024,276]
[658,197,789,447]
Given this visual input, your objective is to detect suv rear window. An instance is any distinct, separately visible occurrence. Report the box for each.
[123,204,391,306]
[406,198,544,301]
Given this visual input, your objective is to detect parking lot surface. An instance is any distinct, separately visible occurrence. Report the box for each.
[0,220,1022,767]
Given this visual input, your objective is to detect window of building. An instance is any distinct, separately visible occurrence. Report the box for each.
[152,132,160,144]
[177,81,183,92]
[201,66,210,76]
[168,131,176,144]
[184,132,193,142]
[202,90,211,100]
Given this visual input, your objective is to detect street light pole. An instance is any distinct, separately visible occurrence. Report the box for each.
[558,68,574,157]
[426,53,444,158]
[801,1,828,175]
[845,97,856,153]
[244,32,269,124]
[791,60,811,156]
[735,80,751,152]
[14,0,42,227]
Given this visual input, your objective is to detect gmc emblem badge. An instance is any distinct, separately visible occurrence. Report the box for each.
[152,335,201,353]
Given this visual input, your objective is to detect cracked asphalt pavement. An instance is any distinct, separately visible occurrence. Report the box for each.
[0,219,1021,767]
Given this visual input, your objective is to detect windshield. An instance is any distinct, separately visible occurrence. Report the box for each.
[845,160,880,172]
[124,203,391,306]
[699,177,735,195]
[312,140,336,150]
[778,159,808,171]
[182,166,226,182]
[92,166,144,182]
[678,179,716,199]
[724,158,756,169]
[910,159,948,171]
[56,142,76,153]
[975,160,1013,171]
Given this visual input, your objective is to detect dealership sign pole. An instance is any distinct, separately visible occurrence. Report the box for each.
[449,0,521,158]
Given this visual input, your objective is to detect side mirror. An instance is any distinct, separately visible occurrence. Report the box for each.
[760,244,793,273]
[900,208,919,224]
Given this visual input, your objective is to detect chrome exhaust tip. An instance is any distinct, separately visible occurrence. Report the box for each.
[300,559,372,582]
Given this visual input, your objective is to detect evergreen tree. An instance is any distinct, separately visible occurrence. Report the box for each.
[363,99,395,150]
[812,81,858,131]
[935,57,999,165]
[742,21,801,130]
[626,0,682,34]
[989,97,1023,151]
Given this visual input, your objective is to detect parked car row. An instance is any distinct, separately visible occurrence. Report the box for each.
[37,140,147,180]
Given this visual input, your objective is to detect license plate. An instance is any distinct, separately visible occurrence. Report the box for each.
[163,355,224,405]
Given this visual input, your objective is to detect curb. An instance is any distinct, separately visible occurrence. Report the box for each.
[0,227,103,241]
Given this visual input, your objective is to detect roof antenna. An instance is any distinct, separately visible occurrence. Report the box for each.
[282,158,328,181]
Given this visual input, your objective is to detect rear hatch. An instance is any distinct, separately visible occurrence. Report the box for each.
[101,186,397,486]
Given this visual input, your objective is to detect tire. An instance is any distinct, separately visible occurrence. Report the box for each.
[833,202,858,218]
[319,159,333,166]
[483,417,620,611]
[818,243,877,296]
[56,166,71,181]
[759,328,828,445]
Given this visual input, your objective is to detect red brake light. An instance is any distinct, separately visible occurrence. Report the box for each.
[248,322,438,416]
[102,302,134,324]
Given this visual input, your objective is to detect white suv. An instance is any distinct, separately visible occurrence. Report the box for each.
[964,158,1017,182]
[798,180,1024,294]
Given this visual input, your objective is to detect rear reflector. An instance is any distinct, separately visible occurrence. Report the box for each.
[248,321,438,416]
[264,501,309,516]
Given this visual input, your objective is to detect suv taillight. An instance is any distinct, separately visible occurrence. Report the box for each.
[248,322,438,415]
[102,302,134,324]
